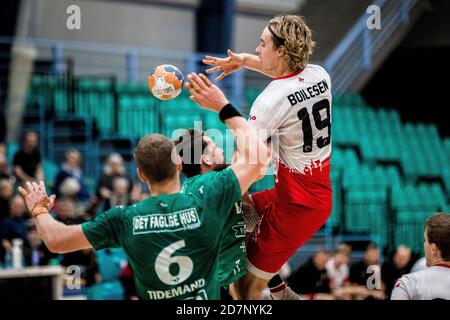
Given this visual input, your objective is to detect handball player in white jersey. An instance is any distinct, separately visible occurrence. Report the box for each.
[391,213,450,300]
[204,15,333,299]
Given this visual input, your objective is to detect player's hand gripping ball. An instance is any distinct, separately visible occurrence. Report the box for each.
[148,64,183,100]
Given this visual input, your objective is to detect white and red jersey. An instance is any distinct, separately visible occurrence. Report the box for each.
[391,264,450,300]
[249,64,332,206]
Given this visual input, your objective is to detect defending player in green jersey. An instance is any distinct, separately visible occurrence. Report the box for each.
[175,129,247,297]
[83,167,241,299]
[17,73,270,300]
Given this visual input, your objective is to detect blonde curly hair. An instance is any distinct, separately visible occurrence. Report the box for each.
[268,15,315,71]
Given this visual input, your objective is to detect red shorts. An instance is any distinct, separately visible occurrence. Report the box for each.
[246,160,332,279]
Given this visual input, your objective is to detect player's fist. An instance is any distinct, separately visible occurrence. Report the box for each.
[185,73,229,113]
[203,49,244,81]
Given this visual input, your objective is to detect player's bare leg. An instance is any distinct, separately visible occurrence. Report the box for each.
[228,283,238,300]
[239,196,268,299]
[242,193,300,300]
[235,272,268,300]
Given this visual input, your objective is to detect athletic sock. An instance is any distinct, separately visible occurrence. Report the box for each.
[268,274,287,300]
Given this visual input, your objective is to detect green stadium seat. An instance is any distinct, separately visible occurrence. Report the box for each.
[331,147,343,167]
[245,88,263,107]
[386,166,401,186]
[343,149,359,167]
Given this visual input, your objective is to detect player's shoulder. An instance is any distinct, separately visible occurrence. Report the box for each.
[407,265,445,282]
[396,271,419,289]
[104,205,127,215]
[184,170,238,191]
[254,79,301,110]
[112,203,138,218]
[202,169,238,187]
[265,64,330,89]
[392,273,416,300]
[257,81,290,105]
[305,63,330,75]
[90,204,127,223]
[185,170,223,186]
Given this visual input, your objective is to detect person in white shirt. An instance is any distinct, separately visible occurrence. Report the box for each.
[326,243,351,289]
[391,212,450,300]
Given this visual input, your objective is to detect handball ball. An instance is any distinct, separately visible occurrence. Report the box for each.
[148,64,183,100]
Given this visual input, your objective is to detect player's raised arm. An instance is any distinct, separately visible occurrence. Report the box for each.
[185,72,270,193]
[203,49,273,80]
[18,181,92,253]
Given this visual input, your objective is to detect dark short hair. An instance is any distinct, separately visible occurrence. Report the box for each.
[365,243,378,252]
[21,130,38,147]
[314,250,331,257]
[134,134,177,183]
[425,212,450,260]
[173,129,208,178]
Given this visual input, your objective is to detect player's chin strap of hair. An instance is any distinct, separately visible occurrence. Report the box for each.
[219,103,243,123]
[267,24,285,47]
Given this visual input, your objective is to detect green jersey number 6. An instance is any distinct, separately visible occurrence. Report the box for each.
[155,240,194,285]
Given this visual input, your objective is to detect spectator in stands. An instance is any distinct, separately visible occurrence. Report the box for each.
[286,250,332,299]
[57,177,88,217]
[0,113,5,145]
[54,149,90,202]
[382,245,413,297]
[95,153,138,211]
[98,153,132,195]
[0,153,12,180]
[0,179,14,223]
[326,243,352,290]
[53,199,88,226]
[109,177,132,208]
[0,179,14,264]
[13,131,43,185]
[348,243,386,300]
[60,248,100,288]
[51,198,99,287]
[1,195,29,257]
[349,243,380,286]
[391,213,450,300]
[0,143,6,156]
[23,225,55,266]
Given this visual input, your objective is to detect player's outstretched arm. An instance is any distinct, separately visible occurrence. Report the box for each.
[18,181,92,253]
[225,116,271,193]
[203,49,273,80]
[185,73,270,193]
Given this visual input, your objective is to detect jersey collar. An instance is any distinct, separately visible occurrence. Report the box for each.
[433,263,450,269]
[273,69,304,81]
